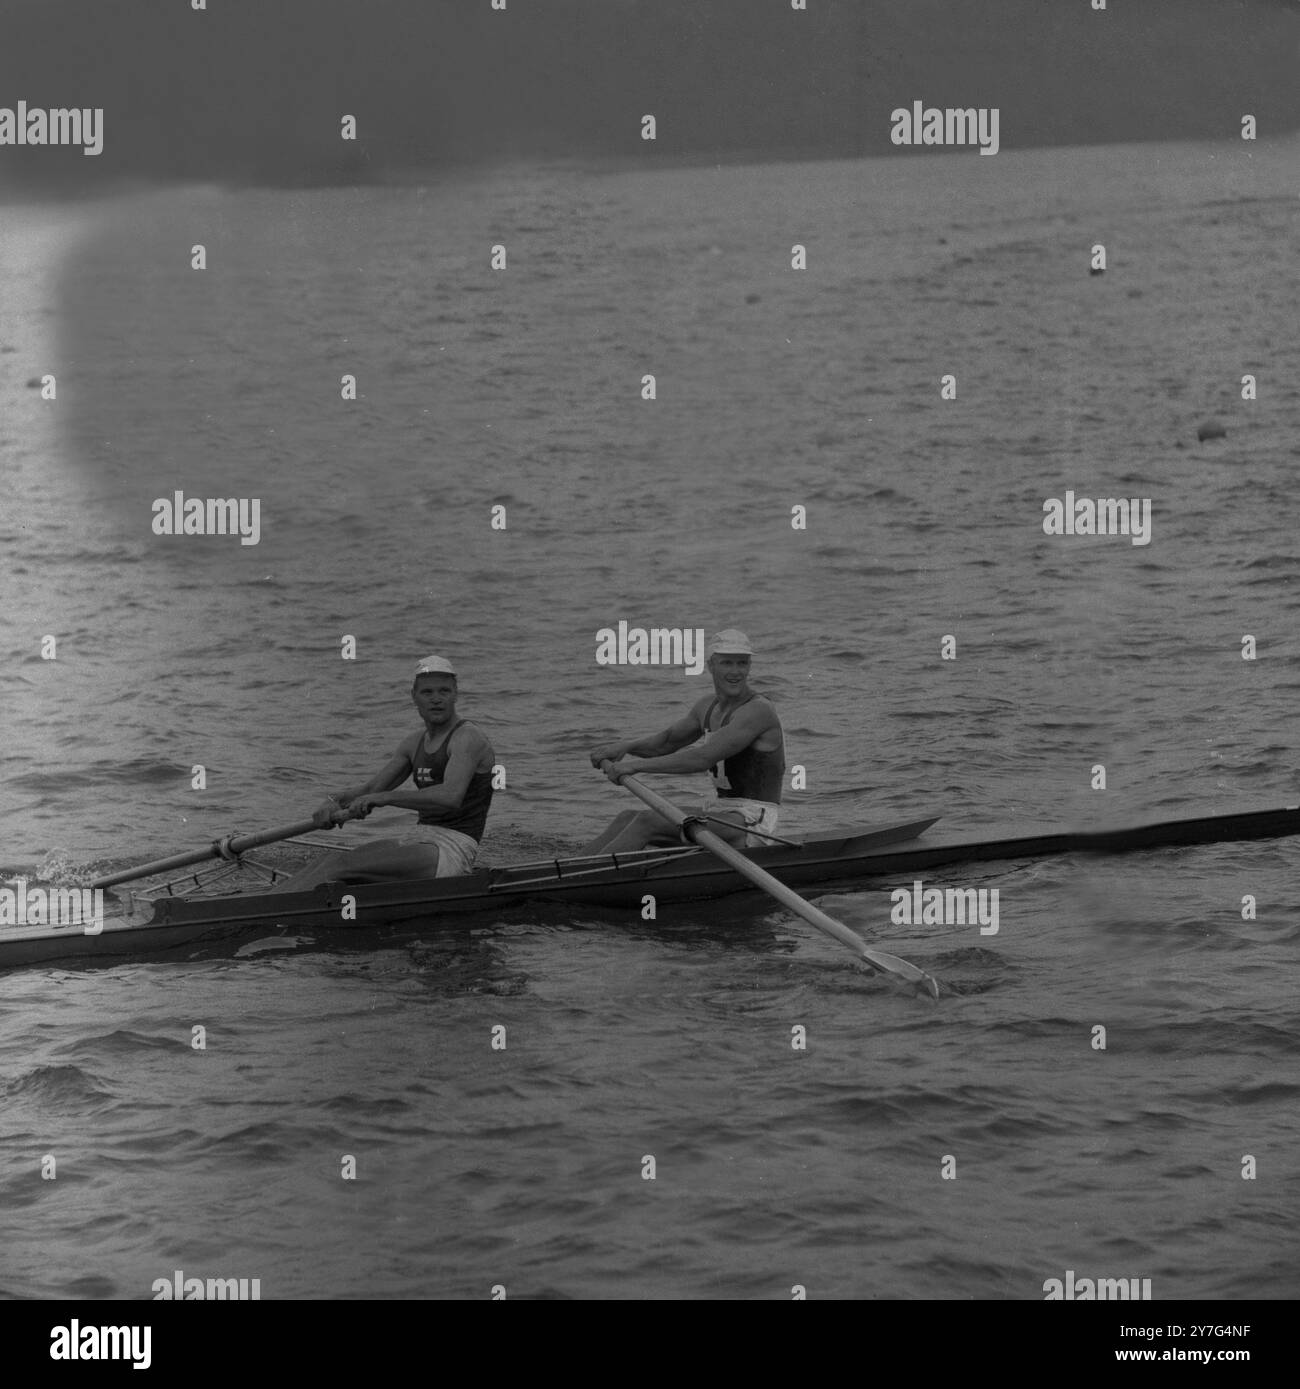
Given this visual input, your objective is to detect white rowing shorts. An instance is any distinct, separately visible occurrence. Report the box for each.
[699,798,780,848]
[407,825,480,877]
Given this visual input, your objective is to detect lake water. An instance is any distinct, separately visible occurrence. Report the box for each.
[1,136,1298,1300]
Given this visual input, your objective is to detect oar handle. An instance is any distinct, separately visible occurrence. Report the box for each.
[91,810,357,888]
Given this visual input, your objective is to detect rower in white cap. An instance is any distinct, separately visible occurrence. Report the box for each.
[582,629,785,853]
[271,654,496,891]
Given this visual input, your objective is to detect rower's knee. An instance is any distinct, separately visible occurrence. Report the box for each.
[337,840,440,884]
[636,809,680,844]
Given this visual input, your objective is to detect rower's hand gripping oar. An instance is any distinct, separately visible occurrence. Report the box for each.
[91,808,359,889]
[611,770,939,998]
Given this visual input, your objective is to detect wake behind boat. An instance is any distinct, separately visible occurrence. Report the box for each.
[4,802,1298,974]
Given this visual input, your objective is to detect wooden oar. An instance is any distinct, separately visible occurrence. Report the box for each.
[91,812,354,889]
[613,772,939,998]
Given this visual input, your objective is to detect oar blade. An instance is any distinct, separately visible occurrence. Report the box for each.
[858,947,940,999]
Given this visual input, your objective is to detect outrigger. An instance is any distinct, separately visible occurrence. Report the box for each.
[2,780,1298,982]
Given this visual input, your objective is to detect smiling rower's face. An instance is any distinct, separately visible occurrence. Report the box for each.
[709,653,751,697]
[412,675,457,726]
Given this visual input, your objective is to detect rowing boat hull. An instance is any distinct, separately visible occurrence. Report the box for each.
[0,818,941,969]
[5,804,1299,970]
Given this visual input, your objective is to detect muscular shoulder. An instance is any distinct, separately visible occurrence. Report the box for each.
[733,695,782,749]
[453,720,496,766]
[752,694,781,724]
[738,693,781,728]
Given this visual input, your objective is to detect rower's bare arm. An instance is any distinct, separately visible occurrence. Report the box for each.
[363,730,488,813]
[312,746,413,824]
[619,703,771,776]
[589,711,702,767]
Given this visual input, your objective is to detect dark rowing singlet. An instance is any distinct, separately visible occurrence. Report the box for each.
[410,720,494,841]
[701,696,784,804]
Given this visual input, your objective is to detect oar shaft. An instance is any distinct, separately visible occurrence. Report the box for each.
[661,806,870,952]
[92,816,342,888]
[620,775,868,945]
[617,773,938,995]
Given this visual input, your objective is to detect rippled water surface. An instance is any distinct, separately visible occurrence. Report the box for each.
[2,138,1298,1298]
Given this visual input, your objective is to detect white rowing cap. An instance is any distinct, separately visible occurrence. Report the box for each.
[414,654,456,677]
[707,629,754,656]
